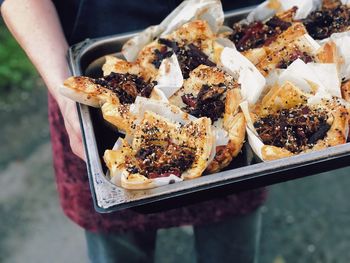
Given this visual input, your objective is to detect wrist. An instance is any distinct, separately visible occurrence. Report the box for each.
[44,69,71,102]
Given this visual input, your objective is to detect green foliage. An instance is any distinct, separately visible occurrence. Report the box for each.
[0,19,38,93]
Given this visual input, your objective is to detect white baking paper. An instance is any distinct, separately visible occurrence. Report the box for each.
[155,54,184,98]
[278,59,341,97]
[328,32,350,81]
[220,47,266,104]
[239,101,264,160]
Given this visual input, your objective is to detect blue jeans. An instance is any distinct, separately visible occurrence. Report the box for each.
[85,209,262,263]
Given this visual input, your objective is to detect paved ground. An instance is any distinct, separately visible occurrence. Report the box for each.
[1,87,350,263]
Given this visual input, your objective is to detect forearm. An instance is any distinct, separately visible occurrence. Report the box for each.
[1,0,69,103]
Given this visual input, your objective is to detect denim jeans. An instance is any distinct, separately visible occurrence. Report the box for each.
[85,208,262,263]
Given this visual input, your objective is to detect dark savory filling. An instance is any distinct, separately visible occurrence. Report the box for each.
[254,106,331,153]
[181,83,226,122]
[229,15,292,52]
[302,4,350,40]
[276,49,314,69]
[152,38,216,79]
[94,72,154,104]
[127,141,196,179]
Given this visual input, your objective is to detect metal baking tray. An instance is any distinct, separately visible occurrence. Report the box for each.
[68,6,350,213]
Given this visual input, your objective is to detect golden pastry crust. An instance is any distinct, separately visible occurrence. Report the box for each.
[62,75,163,133]
[62,76,132,132]
[266,0,282,11]
[240,20,337,77]
[254,23,320,76]
[251,82,349,161]
[261,101,348,160]
[261,146,294,161]
[169,65,237,107]
[275,6,298,22]
[317,41,339,64]
[169,65,246,173]
[136,20,220,78]
[104,111,213,190]
[254,82,309,117]
[239,7,297,60]
[134,41,165,81]
[340,80,350,139]
[165,20,216,48]
[341,80,350,102]
[62,76,120,107]
[241,20,305,66]
[322,0,343,9]
[242,47,267,66]
[206,112,246,172]
[101,103,135,134]
[102,55,150,80]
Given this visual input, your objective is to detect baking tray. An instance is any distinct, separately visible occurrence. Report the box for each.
[68,6,350,213]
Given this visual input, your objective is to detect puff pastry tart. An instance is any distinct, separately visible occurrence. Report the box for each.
[134,20,221,80]
[227,6,343,76]
[227,8,297,52]
[169,65,245,173]
[246,81,349,161]
[250,22,335,76]
[61,71,164,133]
[302,1,350,40]
[104,110,213,190]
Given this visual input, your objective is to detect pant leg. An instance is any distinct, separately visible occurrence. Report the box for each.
[193,208,262,263]
[85,229,157,263]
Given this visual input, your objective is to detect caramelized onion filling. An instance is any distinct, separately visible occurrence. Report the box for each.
[302,4,350,40]
[254,106,331,153]
[152,38,216,79]
[94,72,154,104]
[229,15,292,52]
[276,50,314,69]
[181,84,226,122]
[126,141,196,179]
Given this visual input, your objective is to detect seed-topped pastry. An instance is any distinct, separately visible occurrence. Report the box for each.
[169,65,246,173]
[61,70,163,133]
[226,2,347,76]
[251,22,331,76]
[152,37,216,79]
[254,105,332,154]
[104,110,213,190]
[302,1,350,40]
[243,81,349,161]
[134,20,222,81]
[226,17,330,76]
[228,7,296,52]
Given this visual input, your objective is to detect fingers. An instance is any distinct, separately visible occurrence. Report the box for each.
[66,107,86,161]
[68,123,86,160]
[65,115,85,160]
[59,98,86,161]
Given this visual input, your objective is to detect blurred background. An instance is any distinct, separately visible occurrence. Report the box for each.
[1,15,350,263]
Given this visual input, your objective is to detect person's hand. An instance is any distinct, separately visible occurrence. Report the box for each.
[56,95,86,161]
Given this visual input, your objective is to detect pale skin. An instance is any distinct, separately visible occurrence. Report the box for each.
[1,0,85,160]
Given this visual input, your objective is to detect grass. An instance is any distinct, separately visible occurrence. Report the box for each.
[0,18,50,168]
[0,18,37,94]
[0,18,45,114]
